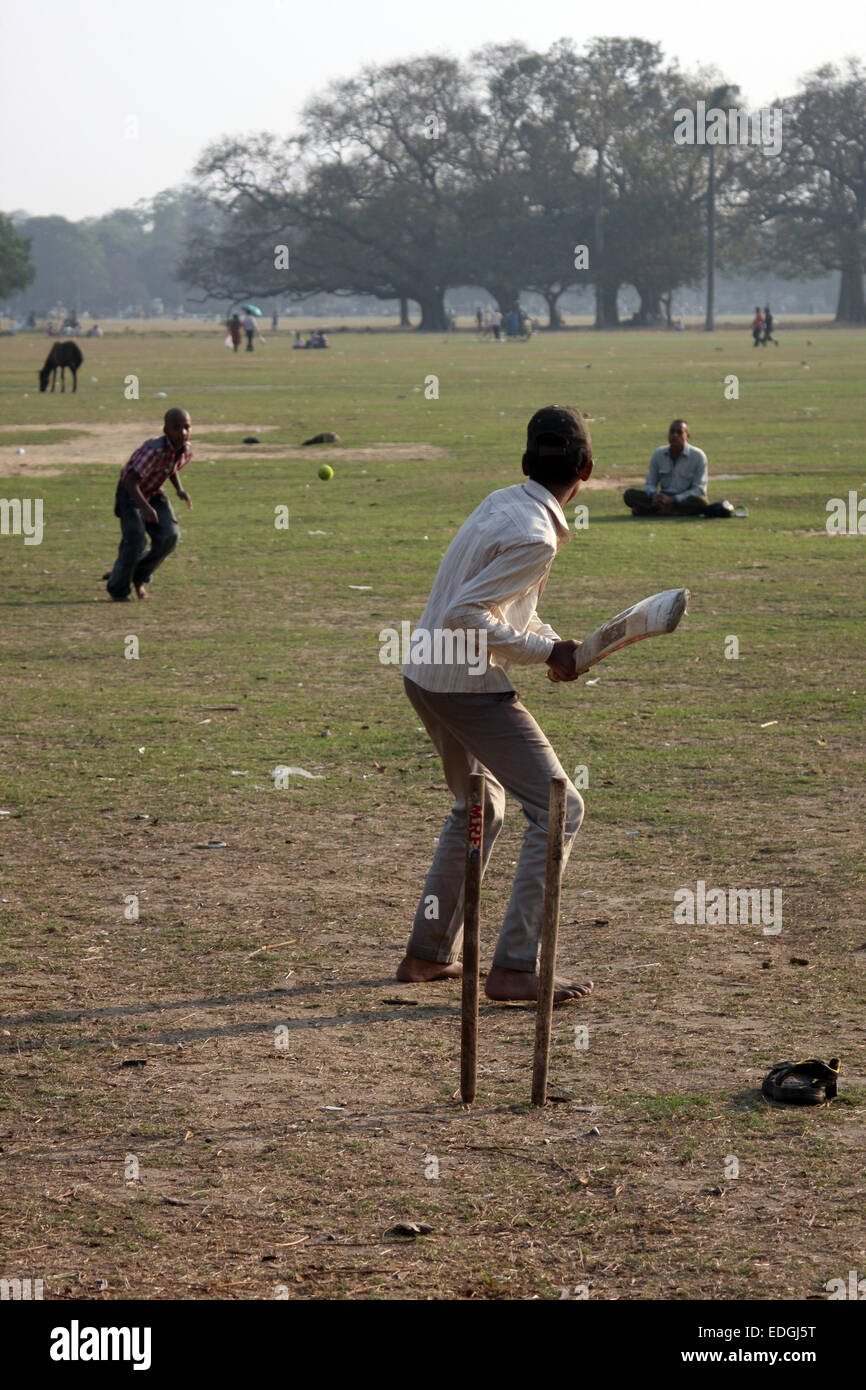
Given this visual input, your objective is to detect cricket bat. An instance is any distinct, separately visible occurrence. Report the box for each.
[550,587,689,679]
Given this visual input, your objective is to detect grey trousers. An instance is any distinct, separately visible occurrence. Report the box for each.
[404,676,584,972]
[106,483,179,598]
[623,487,707,516]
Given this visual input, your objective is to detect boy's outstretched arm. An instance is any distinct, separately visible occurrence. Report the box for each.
[169,472,192,509]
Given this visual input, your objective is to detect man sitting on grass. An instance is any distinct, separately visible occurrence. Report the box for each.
[623,419,729,518]
[104,408,193,601]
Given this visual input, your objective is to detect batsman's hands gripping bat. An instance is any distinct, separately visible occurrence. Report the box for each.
[546,640,583,682]
[547,588,689,682]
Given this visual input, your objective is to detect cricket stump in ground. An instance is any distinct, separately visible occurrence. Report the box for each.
[531,777,567,1106]
[460,773,485,1104]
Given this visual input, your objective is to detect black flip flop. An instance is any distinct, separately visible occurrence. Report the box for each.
[761,1057,840,1105]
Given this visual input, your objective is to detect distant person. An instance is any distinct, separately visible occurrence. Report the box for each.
[292,330,305,349]
[492,308,502,341]
[272,308,279,331]
[243,312,256,351]
[104,408,193,602]
[476,305,483,332]
[228,313,242,352]
[751,307,764,347]
[623,419,730,518]
[505,310,520,338]
[762,305,778,346]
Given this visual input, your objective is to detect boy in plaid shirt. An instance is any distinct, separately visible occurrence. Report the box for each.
[105,408,193,601]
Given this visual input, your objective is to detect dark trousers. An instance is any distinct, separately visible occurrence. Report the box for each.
[245,330,254,351]
[106,482,179,598]
[623,488,707,516]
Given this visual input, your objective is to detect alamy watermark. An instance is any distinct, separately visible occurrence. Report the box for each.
[379,622,487,676]
[826,1269,866,1299]
[0,498,43,545]
[1,1276,43,1299]
[50,1323,152,1369]
[673,101,782,156]
[674,880,782,934]
[826,492,866,535]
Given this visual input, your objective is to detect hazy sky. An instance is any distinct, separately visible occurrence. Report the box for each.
[2,0,862,220]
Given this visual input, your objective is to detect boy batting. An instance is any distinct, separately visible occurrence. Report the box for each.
[397,405,594,1004]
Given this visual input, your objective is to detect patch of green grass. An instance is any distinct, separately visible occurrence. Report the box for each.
[2,427,91,446]
[622,1092,719,1119]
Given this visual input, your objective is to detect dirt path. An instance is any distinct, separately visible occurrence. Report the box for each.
[0,423,455,478]
[0,422,651,487]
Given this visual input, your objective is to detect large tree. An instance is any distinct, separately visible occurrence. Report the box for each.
[0,213,35,300]
[739,60,866,323]
[541,38,673,328]
[462,43,590,325]
[8,216,108,312]
[185,56,482,328]
[87,208,149,312]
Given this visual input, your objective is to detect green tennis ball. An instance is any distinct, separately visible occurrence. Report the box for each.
[318,464,334,481]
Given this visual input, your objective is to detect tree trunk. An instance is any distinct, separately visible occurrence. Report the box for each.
[599,282,619,328]
[593,145,604,330]
[705,144,715,332]
[415,289,449,332]
[544,292,563,330]
[634,287,664,323]
[398,296,411,327]
[835,248,866,323]
[485,285,520,316]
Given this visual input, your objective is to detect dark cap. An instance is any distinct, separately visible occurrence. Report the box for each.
[526,404,591,455]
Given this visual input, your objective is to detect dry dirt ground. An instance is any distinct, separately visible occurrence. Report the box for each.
[2,778,864,1301]
[0,423,454,477]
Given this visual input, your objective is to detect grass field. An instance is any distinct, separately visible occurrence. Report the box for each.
[1,325,864,1301]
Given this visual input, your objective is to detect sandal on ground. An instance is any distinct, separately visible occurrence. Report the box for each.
[761,1057,840,1105]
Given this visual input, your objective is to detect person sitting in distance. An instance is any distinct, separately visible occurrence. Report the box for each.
[623,420,712,517]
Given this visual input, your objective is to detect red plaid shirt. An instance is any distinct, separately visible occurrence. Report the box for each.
[120,435,192,501]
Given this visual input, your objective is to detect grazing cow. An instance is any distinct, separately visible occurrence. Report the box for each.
[39,341,84,393]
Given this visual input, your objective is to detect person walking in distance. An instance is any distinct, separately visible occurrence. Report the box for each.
[397,405,595,1005]
[762,305,778,345]
[104,408,193,601]
[751,306,764,347]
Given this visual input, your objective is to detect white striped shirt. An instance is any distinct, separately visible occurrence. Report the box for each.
[402,479,571,693]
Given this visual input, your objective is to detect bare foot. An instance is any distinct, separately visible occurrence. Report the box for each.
[396,954,463,982]
[134,584,149,601]
[485,965,593,1004]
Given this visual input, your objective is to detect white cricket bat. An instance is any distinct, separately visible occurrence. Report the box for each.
[551,588,689,679]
